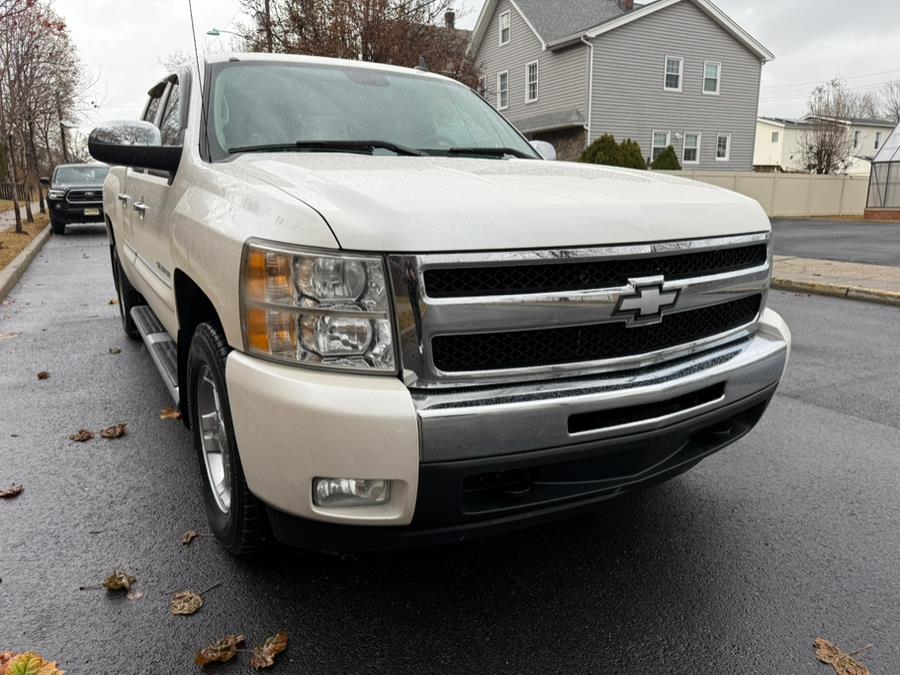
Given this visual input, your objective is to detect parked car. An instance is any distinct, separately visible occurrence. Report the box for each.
[88,54,790,555]
[40,164,109,235]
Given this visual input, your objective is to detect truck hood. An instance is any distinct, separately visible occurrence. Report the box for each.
[220,154,769,252]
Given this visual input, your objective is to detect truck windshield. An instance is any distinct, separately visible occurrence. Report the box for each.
[206,60,539,161]
[54,166,109,184]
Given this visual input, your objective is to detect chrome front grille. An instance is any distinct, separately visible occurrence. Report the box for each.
[388,233,771,389]
[66,189,102,204]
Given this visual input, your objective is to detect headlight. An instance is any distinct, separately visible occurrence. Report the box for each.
[240,239,396,373]
[48,189,65,199]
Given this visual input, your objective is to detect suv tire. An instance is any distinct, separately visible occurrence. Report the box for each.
[50,216,66,235]
[187,322,268,556]
[110,245,141,340]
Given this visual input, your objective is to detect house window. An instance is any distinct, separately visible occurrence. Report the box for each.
[497,71,509,110]
[853,130,861,149]
[771,131,779,143]
[652,130,671,161]
[664,56,683,91]
[499,10,511,45]
[526,61,539,102]
[716,133,731,161]
[703,61,721,95]
[876,132,882,150]
[682,132,700,164]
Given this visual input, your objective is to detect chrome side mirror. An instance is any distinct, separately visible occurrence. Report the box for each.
[89,120,182,173]
[530,140,557,161]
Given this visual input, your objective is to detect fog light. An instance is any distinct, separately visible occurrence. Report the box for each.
[313,478,390,507]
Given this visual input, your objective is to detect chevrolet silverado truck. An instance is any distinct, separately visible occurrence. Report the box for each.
[40,163,109,235]
[88,54,790,555]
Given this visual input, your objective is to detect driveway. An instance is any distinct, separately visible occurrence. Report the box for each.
[772,218,900,266]
[2,226,900,672]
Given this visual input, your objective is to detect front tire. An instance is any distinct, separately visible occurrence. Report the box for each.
[50,216,66,235]
[111,245,141,340]
[187,322,268,556]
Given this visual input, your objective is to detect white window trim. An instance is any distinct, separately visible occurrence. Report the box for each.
[682,132,701,165]
[525,60,539,103]
[663,56,683,92]
[771,131,779,143]
[497,70,509,110]
[651,130,671,160]
[702,60,721,95]
[499,10,511,46]
[715,133,731,161]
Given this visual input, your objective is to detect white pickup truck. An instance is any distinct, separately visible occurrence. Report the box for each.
[89,53,790,555]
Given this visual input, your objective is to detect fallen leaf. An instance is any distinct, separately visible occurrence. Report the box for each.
[0,651,65,675]
[108,347,121,355]
[170,590,203,615]
[250,632,288,670]
[103,570,137,592]
[69,429,94,443]
[194,635,245,667]
[0,484,24,499]
[160,407,182,421]
[108,298,118,305]
[36,371,49,380]
[814,638,871,675]
[181,530,200,546]
[127,591,144,602]
[99,423,127,439]
[0,333,20,342]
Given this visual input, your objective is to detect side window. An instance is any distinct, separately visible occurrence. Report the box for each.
[143,95,162,124]
[159,81,183,146]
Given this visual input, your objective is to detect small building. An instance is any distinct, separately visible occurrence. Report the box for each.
[754,115,895,174]
[468,0,774,167]
[866,122,900,220]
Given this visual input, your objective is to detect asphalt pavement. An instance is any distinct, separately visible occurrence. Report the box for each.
[772,217,900,266]
[3,225,900,673]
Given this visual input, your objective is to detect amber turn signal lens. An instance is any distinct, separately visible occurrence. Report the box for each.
[246,308,270,352]
[245,250,268,301]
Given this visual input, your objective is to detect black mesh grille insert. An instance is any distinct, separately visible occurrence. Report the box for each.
[424,244,767,298]
[431,294,762,372]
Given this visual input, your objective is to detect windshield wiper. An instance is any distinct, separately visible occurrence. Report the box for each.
[228,140,426,157]
[445,146,534,159]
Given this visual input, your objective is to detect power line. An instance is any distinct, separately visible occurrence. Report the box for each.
[760,78,900,103]
[761,66,900,91]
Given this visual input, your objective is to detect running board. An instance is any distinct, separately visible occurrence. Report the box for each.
[131,305,179,405]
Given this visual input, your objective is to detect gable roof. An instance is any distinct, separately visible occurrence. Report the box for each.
[469,0,773,62]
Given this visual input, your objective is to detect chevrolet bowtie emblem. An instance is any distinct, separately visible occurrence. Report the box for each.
[613,277,679,326]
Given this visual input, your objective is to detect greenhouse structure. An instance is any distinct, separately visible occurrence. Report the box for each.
[867,122,900,219]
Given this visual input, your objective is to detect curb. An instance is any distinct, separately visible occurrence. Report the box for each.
[0,225,51,302]
[773,277,900,309]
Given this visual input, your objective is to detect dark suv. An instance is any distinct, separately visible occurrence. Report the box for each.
[41,164,109,235]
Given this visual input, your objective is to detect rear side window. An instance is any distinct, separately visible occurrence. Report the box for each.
[143,95,162,124]
[159,82,182,146]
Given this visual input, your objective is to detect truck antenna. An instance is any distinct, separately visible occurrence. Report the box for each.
[187,0,203,88]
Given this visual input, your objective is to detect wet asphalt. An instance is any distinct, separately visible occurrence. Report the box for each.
[2,224,900,673]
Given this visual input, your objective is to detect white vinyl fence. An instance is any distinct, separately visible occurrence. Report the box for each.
[662,171,869,218]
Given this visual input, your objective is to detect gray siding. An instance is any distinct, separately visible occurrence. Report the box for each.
[589,1,763,170]
[474,0,589,132]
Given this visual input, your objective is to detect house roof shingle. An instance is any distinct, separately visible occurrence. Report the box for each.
[512,0,634,43]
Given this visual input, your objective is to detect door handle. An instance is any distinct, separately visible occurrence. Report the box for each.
[117,193,130,205]
[133,201,148,213]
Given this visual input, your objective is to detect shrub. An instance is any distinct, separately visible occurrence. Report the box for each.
[580,133,622,165]
[650,145,681,170]
[618,139,647,169]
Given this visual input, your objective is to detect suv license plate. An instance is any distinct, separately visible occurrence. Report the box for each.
[84,208,100,216]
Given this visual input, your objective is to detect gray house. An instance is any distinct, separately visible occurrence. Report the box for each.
[469,0,774,168]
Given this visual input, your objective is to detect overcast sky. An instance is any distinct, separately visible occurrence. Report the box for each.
[64,0,900,134]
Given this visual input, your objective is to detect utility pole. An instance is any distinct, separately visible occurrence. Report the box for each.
[56,96,70,164]
[264,0,273,53]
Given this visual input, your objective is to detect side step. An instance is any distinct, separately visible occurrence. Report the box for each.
[131,305,179,405]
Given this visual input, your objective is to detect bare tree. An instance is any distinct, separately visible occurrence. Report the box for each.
[800,79,856,174]
[879,81,900,125]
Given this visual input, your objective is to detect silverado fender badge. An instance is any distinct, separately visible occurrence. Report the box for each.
[613,276,680,327]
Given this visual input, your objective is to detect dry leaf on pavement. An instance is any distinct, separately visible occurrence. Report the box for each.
[160,407,182,420]
[194,635,245,667]
[102,570,137,592]
[181,530,200,545]
[0,651,65,675]
[0,484,24,499]
[250,632,288,670]
[170,590,204,615]
[108,298,118,305]
[108,347,121,355]
[127,591,144,602]
[99,423,127,439]
[814,638,871,675]
[69,429,94,442]
[36,371,49,380]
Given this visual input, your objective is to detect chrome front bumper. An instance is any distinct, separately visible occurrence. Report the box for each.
[413,308,790,462]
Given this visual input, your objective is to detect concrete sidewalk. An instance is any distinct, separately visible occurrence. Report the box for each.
[773,255,900,307]
[0,202,41,232]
